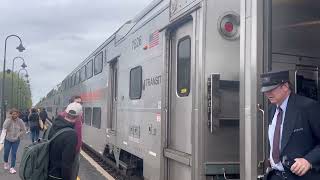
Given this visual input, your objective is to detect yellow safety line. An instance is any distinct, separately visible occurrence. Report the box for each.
[80,150,115,180]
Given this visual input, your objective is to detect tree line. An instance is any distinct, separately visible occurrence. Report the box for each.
[0,71,32,110]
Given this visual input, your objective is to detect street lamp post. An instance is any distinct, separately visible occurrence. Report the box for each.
[17,68,28,110]
[1,35,25,128]
[20,79,29,110]
[11,56,27,108]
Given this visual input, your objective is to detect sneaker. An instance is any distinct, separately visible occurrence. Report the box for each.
[9,168,16,174]
[4,163,9,170]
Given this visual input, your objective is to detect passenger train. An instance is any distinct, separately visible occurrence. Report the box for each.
[37,0,320,179]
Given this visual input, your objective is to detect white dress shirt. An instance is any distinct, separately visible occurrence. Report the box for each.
[268,95,289,171]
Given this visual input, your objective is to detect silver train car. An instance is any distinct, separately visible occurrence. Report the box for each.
[37,0,320,180]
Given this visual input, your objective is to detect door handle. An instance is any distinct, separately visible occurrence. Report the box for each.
[222,168,238,180]
[207,74,221,133]
[257,104,266,168]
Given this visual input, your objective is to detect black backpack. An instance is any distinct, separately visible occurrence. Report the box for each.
[19,128,74,180]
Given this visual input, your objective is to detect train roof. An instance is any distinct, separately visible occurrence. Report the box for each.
[65,0,166,77]
[43,0,168,100]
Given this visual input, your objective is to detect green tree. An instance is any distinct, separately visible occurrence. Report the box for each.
[0,71,32,110]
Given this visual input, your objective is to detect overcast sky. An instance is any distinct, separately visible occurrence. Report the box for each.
[0,0,152,105]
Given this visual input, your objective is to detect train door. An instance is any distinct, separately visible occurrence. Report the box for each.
[165,19,194,180]
[109,60,118,132]
[256,1,320,179]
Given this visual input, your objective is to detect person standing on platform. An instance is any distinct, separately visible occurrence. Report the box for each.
[59,95,83,180]
[48,102,80,180]
[28,108,40,143]
[21,109,30,133]
[0,108,26,174]
[260,71,320,180]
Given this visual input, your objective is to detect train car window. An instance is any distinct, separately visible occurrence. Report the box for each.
[71,74,76,87]
[177,36,191,97]
[84,107,92,125]
[47,107,53,113]
[92,107,101,129]
[94,52,103,75]
[61,80,65,90]
[63,80,66,90]
[129,66,142,99]
[86,60,93,79]
[80,66,86,82]
[67,77,70,89]
[75,70,80,85]
[69,76,72,88]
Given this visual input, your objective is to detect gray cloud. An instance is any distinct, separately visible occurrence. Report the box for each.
[0,0,152,105]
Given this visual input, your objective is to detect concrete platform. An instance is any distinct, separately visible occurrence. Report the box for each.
[0,131,111,180]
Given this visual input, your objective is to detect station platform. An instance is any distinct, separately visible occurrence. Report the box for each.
[0,131,112,180]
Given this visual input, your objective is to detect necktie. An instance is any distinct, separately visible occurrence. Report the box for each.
[272,107,283,164]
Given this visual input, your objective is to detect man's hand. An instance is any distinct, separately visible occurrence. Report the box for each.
[290,158,311,176]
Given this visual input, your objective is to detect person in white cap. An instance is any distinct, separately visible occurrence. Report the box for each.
[47,102,82,180]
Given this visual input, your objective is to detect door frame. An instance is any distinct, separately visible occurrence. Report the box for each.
[107,57,119,135]
[163,14,199,180]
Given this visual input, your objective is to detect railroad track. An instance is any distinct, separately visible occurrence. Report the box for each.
[81,143,128,180]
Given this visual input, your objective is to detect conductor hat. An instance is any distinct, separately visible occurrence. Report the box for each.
[260,70,290,92]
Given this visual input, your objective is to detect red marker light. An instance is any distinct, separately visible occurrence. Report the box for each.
[224,22,233,33]
[143,45,148,50]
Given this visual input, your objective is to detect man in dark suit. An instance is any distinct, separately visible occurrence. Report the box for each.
[260,70,320,180]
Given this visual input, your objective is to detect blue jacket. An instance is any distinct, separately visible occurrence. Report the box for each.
[268,94,320,179]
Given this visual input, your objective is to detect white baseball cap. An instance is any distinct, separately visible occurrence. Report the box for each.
[65,102,82,116]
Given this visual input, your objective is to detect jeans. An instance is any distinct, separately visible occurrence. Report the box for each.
[30,126,40,142]
[3,139,20,168]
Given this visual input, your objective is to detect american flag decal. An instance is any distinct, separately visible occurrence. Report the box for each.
[149,31,160,48]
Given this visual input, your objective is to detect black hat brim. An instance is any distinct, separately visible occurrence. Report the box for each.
[261,84,279,93]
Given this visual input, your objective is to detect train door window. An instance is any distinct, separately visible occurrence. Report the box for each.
[80,66,86,82]
[177,36,191,97]
[129,66,142,99]
[94,52,103,75]
[84,107,92,125]
[86,60,93,79]
[82,107,85,123]
[109,60,118,131]
[92,107,101,129]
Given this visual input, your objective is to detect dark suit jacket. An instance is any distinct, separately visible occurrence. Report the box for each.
[268,93,320,179]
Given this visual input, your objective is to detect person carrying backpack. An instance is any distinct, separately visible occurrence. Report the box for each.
[23,109,30,133]
[28,108,40,143]
[47,102,80,180]
[60,95,83,180]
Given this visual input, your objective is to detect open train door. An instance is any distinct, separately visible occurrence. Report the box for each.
[241,0,320,179]
[164,17,194,180]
